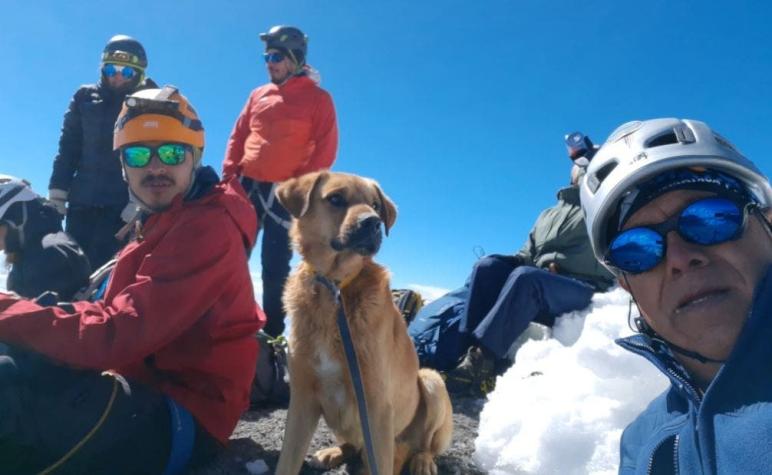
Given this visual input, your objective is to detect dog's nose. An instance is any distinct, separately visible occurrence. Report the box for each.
[359,215,381,233]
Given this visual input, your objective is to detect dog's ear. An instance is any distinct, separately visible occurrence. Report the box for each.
[276,172,327,218]
[372,182,397,236]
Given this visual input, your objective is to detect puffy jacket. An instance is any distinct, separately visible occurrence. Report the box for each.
[616,266,772,474]
[515,185,614,291]
[4,200,90,301]
[49,79,158,206]
[0,167,264,444]
[222,74,338,182]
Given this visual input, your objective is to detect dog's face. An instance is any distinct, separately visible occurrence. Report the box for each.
[277,171,397,268]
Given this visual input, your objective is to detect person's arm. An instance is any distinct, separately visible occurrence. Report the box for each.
[0,208,249,369]
[48,90,84,215]
[295,91,338,176]
[222,92,254,180]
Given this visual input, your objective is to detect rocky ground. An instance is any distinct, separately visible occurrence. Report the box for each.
[191,394,488,474]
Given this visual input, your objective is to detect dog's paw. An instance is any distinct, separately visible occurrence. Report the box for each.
[408,451,438,475]
[310,446,349,469]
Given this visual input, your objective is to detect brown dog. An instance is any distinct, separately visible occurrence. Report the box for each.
[274,171,453,475]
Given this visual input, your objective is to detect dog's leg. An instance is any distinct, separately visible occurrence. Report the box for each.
[310,442,358,469]
[407,369,453,475]
[275,393,322,475]
[365,400,395,475]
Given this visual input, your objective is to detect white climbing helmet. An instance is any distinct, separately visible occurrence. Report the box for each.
[580,118,772,272]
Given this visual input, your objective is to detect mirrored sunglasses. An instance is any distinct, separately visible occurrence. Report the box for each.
[263,52,286,64]
[121,143,189,168]
[607,197,752,274]
[103,63,137,79]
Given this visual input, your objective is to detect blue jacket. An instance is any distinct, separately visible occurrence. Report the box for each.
[616,267,772,474]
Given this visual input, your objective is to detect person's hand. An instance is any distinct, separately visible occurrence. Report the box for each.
[120,202,139,223]
[48,189,68,216]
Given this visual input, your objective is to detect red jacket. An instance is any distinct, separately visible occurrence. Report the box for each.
[222,74,338,182]
[0,173,264,444]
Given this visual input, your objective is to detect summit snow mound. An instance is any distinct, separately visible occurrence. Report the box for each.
[475,287,669,475]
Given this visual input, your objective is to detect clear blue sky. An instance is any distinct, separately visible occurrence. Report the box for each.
[1,1,770,291]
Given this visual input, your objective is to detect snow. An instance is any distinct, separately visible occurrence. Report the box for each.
[0,268,6,292]
[474,287,669,474]
[244,458,270,474]
[406,283,450,303]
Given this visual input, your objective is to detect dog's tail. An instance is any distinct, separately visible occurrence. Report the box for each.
[416,368,453,454]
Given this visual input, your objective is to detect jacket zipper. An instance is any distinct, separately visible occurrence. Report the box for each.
[646,434,679,475]
[672,434,680,475]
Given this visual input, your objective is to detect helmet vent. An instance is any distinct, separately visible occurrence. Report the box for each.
[587,160,618,193]
[645,131,679,148]
[713,133,738,153]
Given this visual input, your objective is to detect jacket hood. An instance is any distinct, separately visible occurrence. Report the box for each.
[186,166,257,250]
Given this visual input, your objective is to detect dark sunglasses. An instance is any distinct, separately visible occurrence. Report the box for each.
[607,197,753,274]
[263,52,286,64]
[103,63,137,79]
[121,143,189,168]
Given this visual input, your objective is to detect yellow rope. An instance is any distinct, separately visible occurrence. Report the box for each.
[37,375,119,475]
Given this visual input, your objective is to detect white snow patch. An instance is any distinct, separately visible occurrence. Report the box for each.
[244,458,270,474]
[0,268,7,293]
[474,287,669,474]
[406,284,449,304]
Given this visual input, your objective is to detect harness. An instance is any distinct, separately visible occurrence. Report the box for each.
[244,181,292,230]
[314,272,379,475]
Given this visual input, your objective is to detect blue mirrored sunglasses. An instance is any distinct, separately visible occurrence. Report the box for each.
[263,52,286,64]
[607,197,752,274]
[103,63,137,79]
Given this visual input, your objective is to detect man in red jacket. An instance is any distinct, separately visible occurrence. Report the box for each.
[0,86,264,474]
[223,25,338,337]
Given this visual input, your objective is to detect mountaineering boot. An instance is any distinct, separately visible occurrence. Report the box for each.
[444,346,496,397]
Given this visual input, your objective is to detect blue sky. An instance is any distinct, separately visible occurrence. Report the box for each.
[1,1,771,291]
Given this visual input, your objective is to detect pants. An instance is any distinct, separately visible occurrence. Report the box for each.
[66,204,126,270]
[242,178,293,337]
[462,255,595,359]
[0,344,216,475]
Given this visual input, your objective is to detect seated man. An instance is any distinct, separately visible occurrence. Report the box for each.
[0,86,264,474]
[410,140,614,395]
[580,118,772,473]
[0,175,90,301]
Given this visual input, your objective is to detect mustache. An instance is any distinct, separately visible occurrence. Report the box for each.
[141,175,175,186]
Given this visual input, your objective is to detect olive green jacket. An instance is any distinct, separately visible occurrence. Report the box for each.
[515,185,614,291]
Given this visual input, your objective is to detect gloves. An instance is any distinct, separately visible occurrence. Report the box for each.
[47,189,68,216]
[120,202,140,223]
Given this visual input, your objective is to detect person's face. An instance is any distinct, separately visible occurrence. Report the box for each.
[122,141,195,212]
[619,189,772,364]
[102,63,138,92]
[265,48,296,84]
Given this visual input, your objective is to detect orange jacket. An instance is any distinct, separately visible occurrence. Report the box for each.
[223,75,338,182]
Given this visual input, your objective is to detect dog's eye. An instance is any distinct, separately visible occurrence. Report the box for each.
[326,193,347,208]
[372,201,381,212]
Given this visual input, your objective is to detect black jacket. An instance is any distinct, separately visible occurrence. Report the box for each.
[49,78,157,207]
[4,201,90,300]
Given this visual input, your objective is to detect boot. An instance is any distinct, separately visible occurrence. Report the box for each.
[444,346,496,397]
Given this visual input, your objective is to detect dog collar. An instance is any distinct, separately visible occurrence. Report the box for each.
[308,266,357,290]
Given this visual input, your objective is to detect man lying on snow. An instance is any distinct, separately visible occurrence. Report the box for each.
[581,118,772,474]
[0,86,265,474]
[409,134,614,397]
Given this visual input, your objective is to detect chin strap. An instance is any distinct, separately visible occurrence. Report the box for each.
[624,275,727,365]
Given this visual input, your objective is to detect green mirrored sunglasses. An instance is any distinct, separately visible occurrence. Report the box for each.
[121,143,190,168]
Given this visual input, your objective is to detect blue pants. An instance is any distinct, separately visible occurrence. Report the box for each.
[0,344,216,474]
[66,204,126,270]
[463,255,595,359]
[242,178,293,337]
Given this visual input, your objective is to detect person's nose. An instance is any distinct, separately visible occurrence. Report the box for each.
[664,230,709,278]
[146,155,168,173]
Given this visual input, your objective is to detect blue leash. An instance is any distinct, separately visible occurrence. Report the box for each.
[315,274,379,475]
